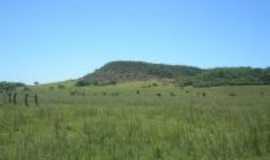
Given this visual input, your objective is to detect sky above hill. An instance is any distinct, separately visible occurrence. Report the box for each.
[1,0,269,84]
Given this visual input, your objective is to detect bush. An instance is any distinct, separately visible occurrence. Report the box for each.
[76,81,90,87]
[229,93,237,97]
[111,92,119,96]
[202,92,206,97]
[58,84,66,89]
[108,80,117,85]
[152,83,158,87]
[23,87,31,91]
[70,91,76,96]
[49,86,55,90]
[156,93,162,97]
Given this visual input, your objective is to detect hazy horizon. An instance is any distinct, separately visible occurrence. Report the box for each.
[1,0,269,84]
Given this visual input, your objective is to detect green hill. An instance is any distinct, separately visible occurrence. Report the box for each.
[78,61,202,86]
[77,61,270,87]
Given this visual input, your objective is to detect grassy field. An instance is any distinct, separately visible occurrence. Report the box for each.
[0,81,270,160]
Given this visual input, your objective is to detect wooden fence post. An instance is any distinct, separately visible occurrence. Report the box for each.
[24,94,29,106]
[8,93,12,104]
[0,91,3,105]
[3,93,6,104]
[34,94,39,106]
[13,93,17,105]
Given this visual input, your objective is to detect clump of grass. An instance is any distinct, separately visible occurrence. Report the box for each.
[23,87,31,91]
[70,91,76,96]
[152,83,158,87]
[70,90,85,96]
[57,84,66,89]
[202,92,206,97]
[170,92,176,96]
[49,86,54,90]
[154,146,163,159]
[111,92,119,96]
[229,92,237,97]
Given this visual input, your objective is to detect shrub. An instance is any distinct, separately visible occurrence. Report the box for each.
[156,93,162,97]
[109,80,117,85]
[49,86,55,90]
[229,93,237,97]
[111,92,119,96]
[70,91,76,96]
[202,92,206,97]
[58,84,66,89]
[23,87,31,91]
[152,83,158,87]
[76,81,90,87]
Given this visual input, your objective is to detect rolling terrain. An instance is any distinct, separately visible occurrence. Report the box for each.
[0,61,270,159]
[0,81,270,160]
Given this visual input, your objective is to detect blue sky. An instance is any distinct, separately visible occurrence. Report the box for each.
[1,0,269,84]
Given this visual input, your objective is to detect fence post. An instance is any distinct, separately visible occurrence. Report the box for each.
[8,93,12,104]
[24,94,29,106]
[0,91,2,105]
[3,93,6,104]
[13,93,17,105]
[34,94,39,106]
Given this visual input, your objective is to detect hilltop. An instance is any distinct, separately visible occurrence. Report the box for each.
[77,61,270,87]
[77,61,202,86]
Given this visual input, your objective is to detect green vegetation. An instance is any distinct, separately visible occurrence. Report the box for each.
[1,62,269,159]
[0,81,270,160]
[0,81,25,91]
[181,67,270,87]
[77,61,270,87]
[78,61,201,85]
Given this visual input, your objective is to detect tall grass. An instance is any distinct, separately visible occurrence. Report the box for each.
[0,83,269,160]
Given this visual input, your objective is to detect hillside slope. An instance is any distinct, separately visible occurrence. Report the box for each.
[77,61,270,87]
[78,61,202,85]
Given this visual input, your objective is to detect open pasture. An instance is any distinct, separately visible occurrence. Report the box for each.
[0,82,270,160]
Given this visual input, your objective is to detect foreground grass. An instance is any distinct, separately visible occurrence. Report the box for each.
[0,83,270,160]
